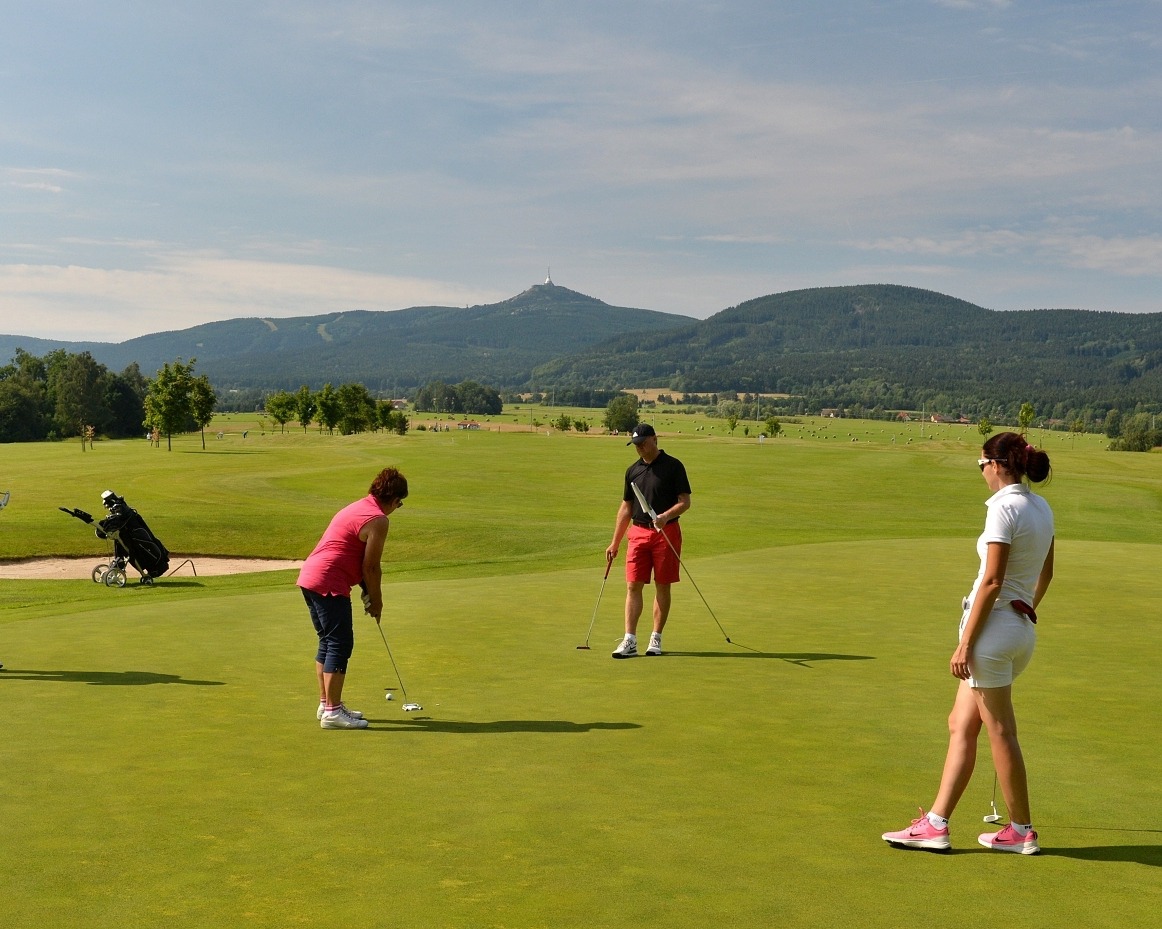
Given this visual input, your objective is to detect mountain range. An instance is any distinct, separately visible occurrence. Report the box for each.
[3,282,1161,412]
[0,284,689,393]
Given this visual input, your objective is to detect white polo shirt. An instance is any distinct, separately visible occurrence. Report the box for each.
[969,483,1055,609]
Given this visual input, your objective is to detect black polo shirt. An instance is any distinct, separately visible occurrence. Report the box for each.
[623,449,691,525]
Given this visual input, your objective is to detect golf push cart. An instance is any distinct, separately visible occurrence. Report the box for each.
[60,490,170,587]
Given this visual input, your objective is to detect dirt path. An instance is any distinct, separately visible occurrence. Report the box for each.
[0,556,303,580]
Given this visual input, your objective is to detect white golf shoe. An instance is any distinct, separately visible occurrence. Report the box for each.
[317,701,364,721]
[320,707,369,729]
[611,635,638,659]
[645,633,663,656]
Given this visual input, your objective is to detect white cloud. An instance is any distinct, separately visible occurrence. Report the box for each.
[854,229,1162,278]
[3,1,1161,340]
[0,255,507,341]
[2,167,79,195]
[930,1,1012,11]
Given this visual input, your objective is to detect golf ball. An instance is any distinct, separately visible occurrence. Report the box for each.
[385,692,394,701]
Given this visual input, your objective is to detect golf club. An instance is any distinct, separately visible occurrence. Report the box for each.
[630,481,742,647]
[577,557,614,649]
[983,773,1002,823]
[375,622,422,712]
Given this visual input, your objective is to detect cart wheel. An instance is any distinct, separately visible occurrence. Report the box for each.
[92,564,109,584]
[140,576,154,586]
[105,569,127,588]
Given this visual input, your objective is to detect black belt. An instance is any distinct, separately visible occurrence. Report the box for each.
[634,519,678,528]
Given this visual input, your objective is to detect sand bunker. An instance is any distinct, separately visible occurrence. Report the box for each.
[0,556,303,580]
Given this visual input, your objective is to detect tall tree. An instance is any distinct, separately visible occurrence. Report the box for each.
[414,380,460,413]
[189,375,218,450]
[265,390,296,433]
[316,383,341,434]
[603,394,639,433]
[0,378,47,442]
[52,351,112,438]
[104,364,148,438]
[377,403,409,435]
[336,382,377,434]
[1018,402,1036,434]
[143,358,197,451]
[294,385,317,431]
[455,380,502,415]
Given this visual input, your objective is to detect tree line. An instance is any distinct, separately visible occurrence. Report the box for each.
[0,348,147,443]
[263,384,409,435]
[413,380,502,415]
[0,348,222,448]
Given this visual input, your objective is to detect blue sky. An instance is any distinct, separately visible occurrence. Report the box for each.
[2,0,1160,341]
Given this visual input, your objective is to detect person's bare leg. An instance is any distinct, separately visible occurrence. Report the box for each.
[316,660,326,703]
[323,670,346,708]
[624,582,646,635]
[974,684,1031,824]
[652,583,672,633]
[931,680,984,819]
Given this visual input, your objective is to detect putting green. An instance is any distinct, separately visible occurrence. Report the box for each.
[1,420,1158,927]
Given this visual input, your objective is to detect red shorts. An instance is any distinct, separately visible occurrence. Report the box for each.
[626,522,682,585]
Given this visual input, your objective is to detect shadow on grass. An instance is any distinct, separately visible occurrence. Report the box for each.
[667,651,875,667]
[1040,845,1161,866]
[887,836,1160,866]
[0,669,225,686]
[177,449,264,455]
[367,719,642,734]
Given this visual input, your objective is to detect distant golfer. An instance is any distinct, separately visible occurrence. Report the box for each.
[297,467,408,729]
[605,424,691,658]
[883,432,1054,854]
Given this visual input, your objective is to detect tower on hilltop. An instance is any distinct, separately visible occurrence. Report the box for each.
[544,267,553,286]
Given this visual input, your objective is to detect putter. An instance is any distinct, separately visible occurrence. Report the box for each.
[376,622,422,712]
[984,773,1002,823]
[630,482,739,646]
[577,557,614,649]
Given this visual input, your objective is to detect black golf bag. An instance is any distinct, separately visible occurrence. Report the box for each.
[60,490,170,586]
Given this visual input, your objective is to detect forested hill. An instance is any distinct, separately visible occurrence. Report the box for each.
[0,284,692,392]
[532,285,1162,413]
[5,283,1161,414]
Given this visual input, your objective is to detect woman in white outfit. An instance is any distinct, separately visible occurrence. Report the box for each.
[883,431,1054,854]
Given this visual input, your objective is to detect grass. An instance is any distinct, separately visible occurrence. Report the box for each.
[2,416,1159,928]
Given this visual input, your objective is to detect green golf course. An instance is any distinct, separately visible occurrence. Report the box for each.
[2,414,1158,928]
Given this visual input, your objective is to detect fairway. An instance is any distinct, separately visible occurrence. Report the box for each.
[2,420,1159,928]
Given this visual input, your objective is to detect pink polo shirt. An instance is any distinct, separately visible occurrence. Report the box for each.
[296,495,386,597]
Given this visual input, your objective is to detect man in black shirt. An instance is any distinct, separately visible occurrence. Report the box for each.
[605,424,691,658]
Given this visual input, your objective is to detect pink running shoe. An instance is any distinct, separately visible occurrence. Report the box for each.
[978,824,1040,855]
[882,809,951,852]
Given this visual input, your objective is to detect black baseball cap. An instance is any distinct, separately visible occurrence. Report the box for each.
[627,423,656,445]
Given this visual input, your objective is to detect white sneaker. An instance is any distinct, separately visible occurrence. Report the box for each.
[611,635,638,659]
[320,707,369,729]
[317,702,364,721]
[646,633,663,656]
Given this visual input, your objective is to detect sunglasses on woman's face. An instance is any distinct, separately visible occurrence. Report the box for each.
[978,457,1005,471]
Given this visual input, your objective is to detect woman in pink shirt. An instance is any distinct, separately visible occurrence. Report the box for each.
[298,467,408,730]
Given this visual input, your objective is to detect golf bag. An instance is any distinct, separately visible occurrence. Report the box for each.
[60,490,170,586]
